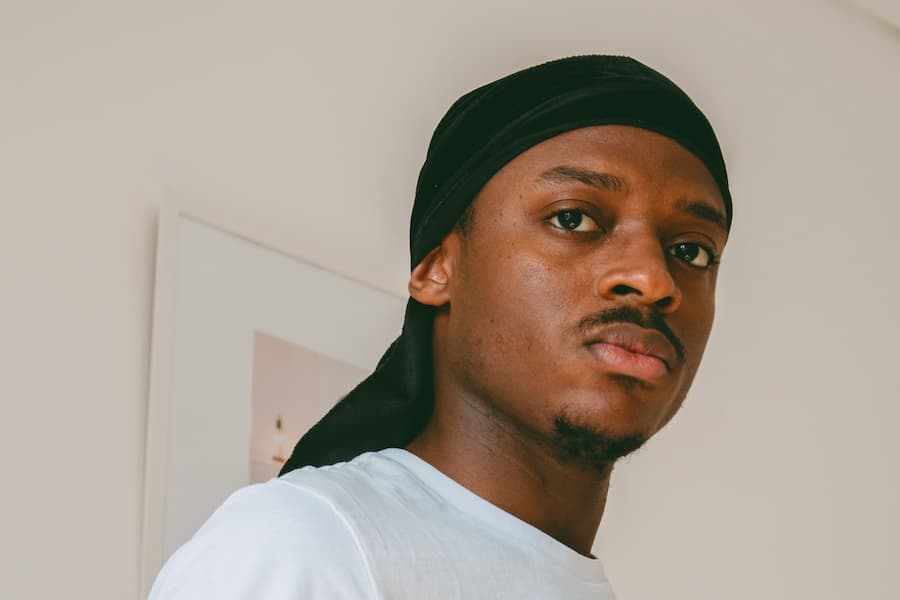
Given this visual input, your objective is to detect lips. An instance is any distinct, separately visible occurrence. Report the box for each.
[584,323,678,380]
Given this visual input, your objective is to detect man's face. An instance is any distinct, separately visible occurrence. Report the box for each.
[435,125,728,467]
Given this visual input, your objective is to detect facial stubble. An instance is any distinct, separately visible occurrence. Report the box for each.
[551,409,648,473]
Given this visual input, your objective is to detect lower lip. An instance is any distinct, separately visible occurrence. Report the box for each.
[587,343,669,380]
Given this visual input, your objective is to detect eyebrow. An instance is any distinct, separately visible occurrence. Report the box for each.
[537,165,629,193]
[675,197,728,235]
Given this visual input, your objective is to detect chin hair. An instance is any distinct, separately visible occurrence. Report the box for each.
[551,412,647,472]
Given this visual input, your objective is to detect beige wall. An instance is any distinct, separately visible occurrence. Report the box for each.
[1,1,897,598]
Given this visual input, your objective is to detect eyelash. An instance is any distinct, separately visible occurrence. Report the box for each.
[546,209,719,270]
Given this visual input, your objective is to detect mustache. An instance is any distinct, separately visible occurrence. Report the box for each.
[575,305,686,363]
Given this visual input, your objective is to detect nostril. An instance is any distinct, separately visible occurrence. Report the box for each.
[611,284,639,296]
[655,297,674,310]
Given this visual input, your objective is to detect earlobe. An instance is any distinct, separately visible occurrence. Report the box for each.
[408,244,452,307]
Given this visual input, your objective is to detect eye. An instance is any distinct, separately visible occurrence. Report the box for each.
[548,209,602,233]
[668,242,717,269]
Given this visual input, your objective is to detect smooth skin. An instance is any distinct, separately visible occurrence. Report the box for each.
[406,125,728,557]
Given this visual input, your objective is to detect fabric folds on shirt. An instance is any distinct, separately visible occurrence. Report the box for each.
[150,449,616,599]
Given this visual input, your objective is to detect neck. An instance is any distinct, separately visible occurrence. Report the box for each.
[406,386,613,557]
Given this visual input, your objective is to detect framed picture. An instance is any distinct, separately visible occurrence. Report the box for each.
[140,200,406,595]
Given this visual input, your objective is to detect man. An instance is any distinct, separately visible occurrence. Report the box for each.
[150,54,731,599]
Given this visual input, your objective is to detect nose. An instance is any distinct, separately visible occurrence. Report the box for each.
[593,231,682,314]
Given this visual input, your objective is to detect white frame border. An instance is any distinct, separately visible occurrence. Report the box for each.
[139,199,404,597]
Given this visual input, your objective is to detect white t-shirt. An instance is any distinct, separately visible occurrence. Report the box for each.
[149,448,616,599]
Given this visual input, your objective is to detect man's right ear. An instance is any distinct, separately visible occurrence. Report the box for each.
[408,243,453,307]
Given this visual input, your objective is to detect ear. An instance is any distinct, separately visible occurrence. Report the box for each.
[408,238,456,308]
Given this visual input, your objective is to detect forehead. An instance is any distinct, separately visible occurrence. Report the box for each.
[486,125,725,213]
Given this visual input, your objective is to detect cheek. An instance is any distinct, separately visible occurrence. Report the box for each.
[454,241,585,380]
[681,283,717,348]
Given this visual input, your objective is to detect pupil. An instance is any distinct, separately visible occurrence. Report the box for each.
[560,211,581,229]
[679,243,698,260]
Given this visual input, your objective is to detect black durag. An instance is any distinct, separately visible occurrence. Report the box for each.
[280,54,732,473]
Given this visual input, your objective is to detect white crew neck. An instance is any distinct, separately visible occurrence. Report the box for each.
[375,447,606,581]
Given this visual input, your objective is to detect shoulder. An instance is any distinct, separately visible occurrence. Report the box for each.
[149,469,378,600]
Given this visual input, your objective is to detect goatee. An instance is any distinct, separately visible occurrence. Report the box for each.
[552,413,647,472]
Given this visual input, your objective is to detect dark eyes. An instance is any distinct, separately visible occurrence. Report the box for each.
[546,209,718,269]
[548,209,602,233]
[667,242,716,269]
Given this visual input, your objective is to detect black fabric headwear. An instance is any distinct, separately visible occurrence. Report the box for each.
[280,54,732,473]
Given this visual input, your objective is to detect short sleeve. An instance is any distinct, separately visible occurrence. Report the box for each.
[148,478,377,600]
